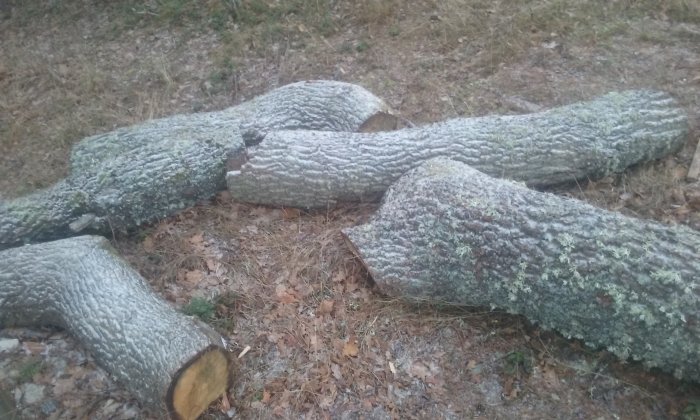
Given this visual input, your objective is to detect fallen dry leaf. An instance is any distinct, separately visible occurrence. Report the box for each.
[188,232,205,251]
[308,334,321,352]
[317,299,335,316]
[331,363,343,380]
[282,207,301,220]
[343,341,359,357]
[504,376,519,399]
[184,270,204,287]
[332,270,346,283]
[275,284,298,304]
[205,258,219,272]
[142,236,155,252]
[542,362,559,387]
[22,341,45,355]
[409,361,430,381]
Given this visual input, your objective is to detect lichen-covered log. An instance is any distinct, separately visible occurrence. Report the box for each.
[228,90,688,208]
[0,236,230,419]
[0,80,392,250]
[343,158,700,381]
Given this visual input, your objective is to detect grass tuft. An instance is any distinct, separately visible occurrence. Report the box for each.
[355,0,400,26]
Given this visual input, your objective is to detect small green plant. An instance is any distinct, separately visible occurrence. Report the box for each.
[156,0,192,23]
[18,360,43,383]
[206,56,238,94]
[253,389,264,401]
[212,291,238,332]
[315,14,336,37]
[209,10,229,32]
[355,40,370,52]
[182,297,216,321]
[683,399,700,420]
[503,349,532,377]
[388,25,400,37]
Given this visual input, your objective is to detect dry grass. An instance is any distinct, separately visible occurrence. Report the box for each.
[2,0,698,196]
[354,0,400,27]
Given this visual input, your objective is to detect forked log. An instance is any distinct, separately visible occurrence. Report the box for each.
[0,236,231,419]
[228,90,688,208]
[0,80,393,250]
[343,158,700,381]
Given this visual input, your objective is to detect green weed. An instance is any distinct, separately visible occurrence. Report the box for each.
[683,399,700,420]
[18,360,42,383]
[503,348,532,377]
[182,297,216,321]
[182,293,237,331]
[355,40,370,53]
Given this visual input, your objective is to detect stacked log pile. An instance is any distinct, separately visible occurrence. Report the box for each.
[1,82,697,417]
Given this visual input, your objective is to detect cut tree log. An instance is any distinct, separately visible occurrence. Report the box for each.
[0,236,231,419]
[228,90,688,208]
[0,80,393,250]
[343,158,700,382]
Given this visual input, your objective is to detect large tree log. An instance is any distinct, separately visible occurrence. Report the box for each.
[0,236,230,419]
[0,80,392,250]
[343,158,700,382]
[228,90,688,208]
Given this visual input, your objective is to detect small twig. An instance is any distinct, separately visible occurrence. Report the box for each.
[237,345,251,359]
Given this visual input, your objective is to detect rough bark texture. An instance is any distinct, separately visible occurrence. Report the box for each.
[343,158,700,381]
[0,235,230,418]
[0,80,390,250]
[228,90,688,208]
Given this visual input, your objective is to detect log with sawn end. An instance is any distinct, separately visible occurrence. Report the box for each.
[0,235,231,419]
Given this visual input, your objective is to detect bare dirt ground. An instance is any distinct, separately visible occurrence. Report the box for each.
[1,0,700,418]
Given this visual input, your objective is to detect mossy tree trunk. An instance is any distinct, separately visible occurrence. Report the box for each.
[343,158,700,382]
[0,236,230,419]
[0,80,392,250]
[228,90,687,208]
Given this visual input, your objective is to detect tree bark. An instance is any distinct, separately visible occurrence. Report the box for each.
[0,80,392,250]
[343,158,700,382]
[228,90,688,208]
[0,236,230,419]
